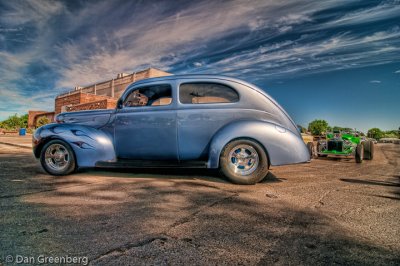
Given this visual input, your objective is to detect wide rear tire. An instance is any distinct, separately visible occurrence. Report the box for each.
[363,140,374,160]
[317,142,328,157]
[40,140,76,175]
[355,143,364,163]
[307,142,317,159]
[219,139,269,185]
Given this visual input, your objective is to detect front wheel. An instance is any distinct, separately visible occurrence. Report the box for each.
[40,140,76,175]
[219,139,269,185]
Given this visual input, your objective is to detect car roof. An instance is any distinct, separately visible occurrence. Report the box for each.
[127,73,273,105]
[125,74,298,132]
[131,74,255,88]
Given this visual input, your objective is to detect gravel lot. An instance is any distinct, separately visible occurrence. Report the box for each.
[0,136,399,265]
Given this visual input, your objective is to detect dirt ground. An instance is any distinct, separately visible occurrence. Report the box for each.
[0,136,399,265]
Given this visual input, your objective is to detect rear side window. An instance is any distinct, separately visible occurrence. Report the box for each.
[179,83,239,104]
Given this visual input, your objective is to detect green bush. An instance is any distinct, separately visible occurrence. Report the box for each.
[367,128,384,140]
[0,114,28,130]
[36,116,50,128]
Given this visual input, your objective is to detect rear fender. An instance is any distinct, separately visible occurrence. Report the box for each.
[207,121,310,168]
[34,123,116,167]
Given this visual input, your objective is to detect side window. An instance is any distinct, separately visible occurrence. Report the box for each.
[179,83,239,104]
[123,84,172,107]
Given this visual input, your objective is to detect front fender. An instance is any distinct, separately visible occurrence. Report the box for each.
[33,123,116,167]
[207,121,310,168]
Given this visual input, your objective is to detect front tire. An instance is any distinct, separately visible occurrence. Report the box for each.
[219,139,269,185]
[40,140,76,175]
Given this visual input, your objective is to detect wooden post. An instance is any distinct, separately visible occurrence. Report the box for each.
[94,84,97,95]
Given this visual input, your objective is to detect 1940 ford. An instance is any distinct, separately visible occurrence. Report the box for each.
[33,75,310,184]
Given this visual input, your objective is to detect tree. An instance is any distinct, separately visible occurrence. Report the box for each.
[332,126,343,132]
[308,119,329,135]
[383,130,398,139]
[36,116,50,128]
[367,128,384,140]
[0,113,27,130]
[384,133,398,138]
[6,114,20,129]
[19,114,28,128]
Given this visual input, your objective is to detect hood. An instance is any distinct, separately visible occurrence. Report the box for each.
[55,109,115,128]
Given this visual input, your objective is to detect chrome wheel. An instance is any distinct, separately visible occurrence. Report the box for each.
[44,143,70,171]
[228,144,259,176]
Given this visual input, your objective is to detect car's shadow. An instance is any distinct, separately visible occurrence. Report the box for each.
[314,156,356,163]
[78,167,283,184]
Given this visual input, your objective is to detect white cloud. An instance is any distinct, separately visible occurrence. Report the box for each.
[53,0,400,88]
[206,26,400,79]
[1,0,400,120]
[0,27,22,32]
[0,51,29,87]
[55,1,270,87]
[55,0,351,88]
[369,80,381,84]
[276,13,312,28]
[248,12,312,33]
[0,1,68,89]
[317,1,400,28]
[394,69,400,74]
[0,87,55,119]
[0,0,64,26]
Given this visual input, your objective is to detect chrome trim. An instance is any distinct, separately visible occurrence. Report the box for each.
[44,144,70,171]
[228,144,259,176]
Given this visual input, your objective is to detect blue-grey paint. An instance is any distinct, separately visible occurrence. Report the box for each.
[33,75,310,169]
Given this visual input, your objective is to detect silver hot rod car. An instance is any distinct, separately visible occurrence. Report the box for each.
[33,75,310,184]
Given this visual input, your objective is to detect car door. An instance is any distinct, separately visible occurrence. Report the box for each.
[114,82,178,160]
[177,81,240,160]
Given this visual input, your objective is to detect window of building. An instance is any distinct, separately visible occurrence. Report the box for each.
[123,84,172,107]
[179,83,239,104]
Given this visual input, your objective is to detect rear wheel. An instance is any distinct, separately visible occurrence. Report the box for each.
[363,140,374,160]
[355,143,364,163]
[317,142,328,157]
[306,142,316,158]
[219,139,268,185]
[40,140,76,175]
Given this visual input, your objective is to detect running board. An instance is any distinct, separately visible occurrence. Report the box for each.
[95,160,208,169]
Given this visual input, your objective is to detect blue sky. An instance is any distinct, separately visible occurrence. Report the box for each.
[0,0,399,132]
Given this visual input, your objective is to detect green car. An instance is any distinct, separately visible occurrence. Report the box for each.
[317,131,374,163]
